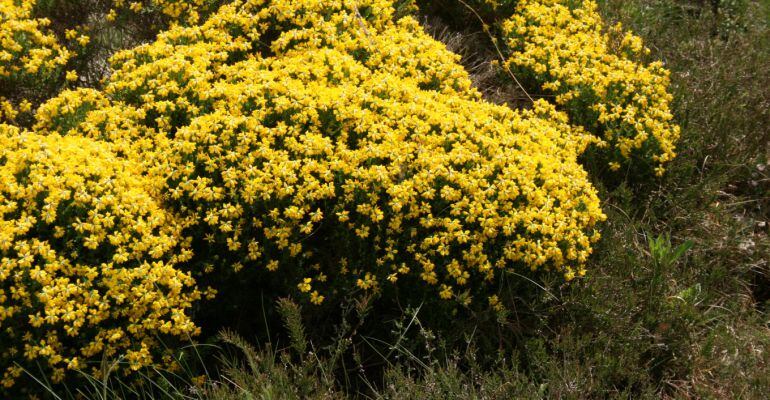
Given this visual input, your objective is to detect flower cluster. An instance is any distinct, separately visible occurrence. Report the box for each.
[0,97,33,125]
[0,124,200,390]
[502,0,680,174]
[34,0,604,311]
[0,0,70,124]
[105,0,211,24]
[0,0,69,80]
[1,0,221,128]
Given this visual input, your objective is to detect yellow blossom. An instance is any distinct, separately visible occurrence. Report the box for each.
[297,277,312,293]
[310,291,324,305]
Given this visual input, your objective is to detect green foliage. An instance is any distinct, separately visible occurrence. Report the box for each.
[648,233,693,270]
[277,298,308,356]
[647,233,693,310]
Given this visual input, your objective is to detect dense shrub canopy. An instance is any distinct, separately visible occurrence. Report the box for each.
[38,0,605,303]
[0,124,199,389]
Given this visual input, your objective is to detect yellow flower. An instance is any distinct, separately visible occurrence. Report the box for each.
[439,284,454,300]
[297,277,312,293]
[356,273,379,290]
[77,35,90,47]
[0,0,70,118]
[488,295,505,312]
[310,291,324,305]
[18,100,32,113]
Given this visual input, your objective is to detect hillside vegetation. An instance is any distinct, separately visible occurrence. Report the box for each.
[0,0,768,398]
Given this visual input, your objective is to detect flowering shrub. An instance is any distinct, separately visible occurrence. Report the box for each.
[33,0,605,311]
[0,0,70,123]
[502,0,680,174]
[0,124,200,390]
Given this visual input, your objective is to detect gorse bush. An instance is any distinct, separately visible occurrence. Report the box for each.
[502,0,679,175]
[0,0,69,81]
[0,0,686,394]
[0,124,200,390]
[44,0,604,302]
